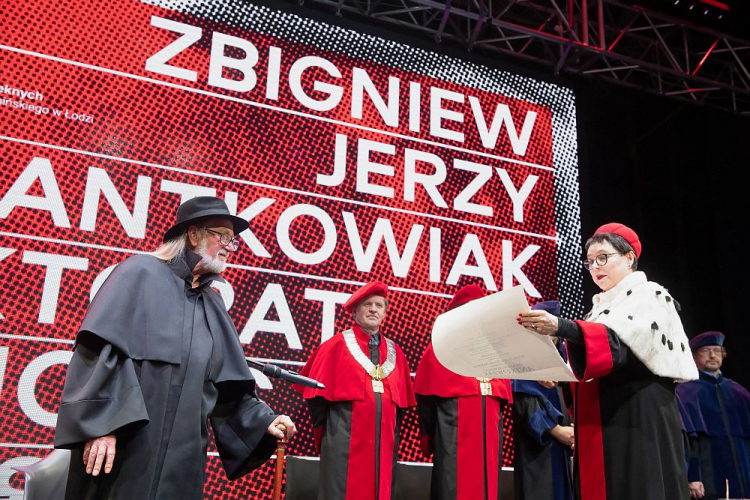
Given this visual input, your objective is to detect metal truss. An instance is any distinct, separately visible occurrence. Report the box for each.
[297,0,750,115]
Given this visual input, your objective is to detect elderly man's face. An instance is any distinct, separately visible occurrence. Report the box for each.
[353,295,387,334]
[693,345,724,374]
[188,218,236,274]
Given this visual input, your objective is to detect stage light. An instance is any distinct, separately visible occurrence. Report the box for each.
[634,0,741,36]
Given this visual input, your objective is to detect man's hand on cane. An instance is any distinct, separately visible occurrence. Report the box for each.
[267,415,296,440]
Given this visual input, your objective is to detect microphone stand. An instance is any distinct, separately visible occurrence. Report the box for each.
[245,358,326,390]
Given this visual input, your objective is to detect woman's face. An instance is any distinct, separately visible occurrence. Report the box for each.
[586,240,634,292]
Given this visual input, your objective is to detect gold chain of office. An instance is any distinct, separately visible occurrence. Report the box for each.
[342,329,397,394]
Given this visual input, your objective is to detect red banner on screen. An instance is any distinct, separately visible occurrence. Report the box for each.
[1,0,581,497]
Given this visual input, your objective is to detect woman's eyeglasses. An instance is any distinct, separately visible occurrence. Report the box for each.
[582,252,621,270]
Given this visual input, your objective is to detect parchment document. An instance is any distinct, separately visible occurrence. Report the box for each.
[432,286,577,381]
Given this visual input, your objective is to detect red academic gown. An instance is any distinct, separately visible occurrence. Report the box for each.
[414,342,512,500]
[294,325,416,500]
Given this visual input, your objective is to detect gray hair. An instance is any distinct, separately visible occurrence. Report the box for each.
[149,233,189,262]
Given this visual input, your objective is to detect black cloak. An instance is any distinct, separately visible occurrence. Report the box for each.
[54,253,278,499]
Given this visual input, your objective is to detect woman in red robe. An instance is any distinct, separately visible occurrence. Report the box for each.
[519,223,698,500]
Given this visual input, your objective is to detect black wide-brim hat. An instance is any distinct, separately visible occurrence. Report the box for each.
[163,196,250,242]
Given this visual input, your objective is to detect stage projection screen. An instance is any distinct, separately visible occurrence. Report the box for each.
[0,0,583,497]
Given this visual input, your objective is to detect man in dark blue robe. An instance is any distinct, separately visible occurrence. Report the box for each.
[676,331,750,500]
[512,301,573,500]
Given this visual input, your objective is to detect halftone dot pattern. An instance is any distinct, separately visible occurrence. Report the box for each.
[1,0,579,497]
[502,403,515,465]
[0,448,51,493]
[0,339,69,447]
[35,363,67,415]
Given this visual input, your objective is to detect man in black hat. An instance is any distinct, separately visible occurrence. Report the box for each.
[54,196,296,500]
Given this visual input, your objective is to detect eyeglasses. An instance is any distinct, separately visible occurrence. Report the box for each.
[204,228,241,250]
[582,252,622,270]
[696,347,723,356]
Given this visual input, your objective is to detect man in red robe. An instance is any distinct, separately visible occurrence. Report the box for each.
[295,281,416,499]
[414,284,512,500]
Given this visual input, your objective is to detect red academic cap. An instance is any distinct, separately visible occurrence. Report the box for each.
[447,284,485,311]
[344,281,388,313]
[595,222,642,258]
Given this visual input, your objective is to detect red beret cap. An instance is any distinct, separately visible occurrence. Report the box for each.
[447,284,485,311]
[344,281,388,313]
[595,222,642,258]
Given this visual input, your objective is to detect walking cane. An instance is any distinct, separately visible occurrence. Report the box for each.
[272,424,288,500]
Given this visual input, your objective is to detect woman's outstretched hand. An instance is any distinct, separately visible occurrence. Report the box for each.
[517,310,559,336]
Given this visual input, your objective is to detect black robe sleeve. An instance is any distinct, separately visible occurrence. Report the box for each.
[684,433,704,483]
[305,396,330,453]
[54,334,149,448]
[557,319,629,380]
[306,396,329,428]
[416,394,438,456]
[211,387,278,480]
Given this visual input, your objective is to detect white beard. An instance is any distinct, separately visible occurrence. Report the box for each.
[195,240,227,274]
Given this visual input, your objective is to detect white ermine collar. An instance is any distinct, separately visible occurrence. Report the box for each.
[588,271,698,382]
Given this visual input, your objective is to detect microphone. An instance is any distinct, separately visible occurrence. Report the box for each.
[246,358,325,390]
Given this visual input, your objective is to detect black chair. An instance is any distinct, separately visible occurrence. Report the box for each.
[284,456,320,500]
